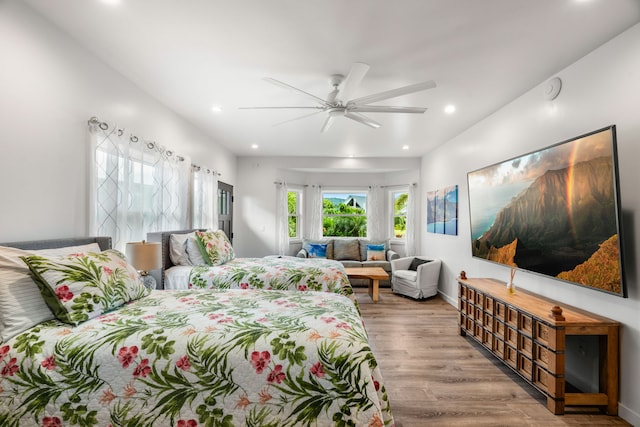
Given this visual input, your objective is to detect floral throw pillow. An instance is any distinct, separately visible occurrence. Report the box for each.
[21,249,150,326]
[195,230,235,266]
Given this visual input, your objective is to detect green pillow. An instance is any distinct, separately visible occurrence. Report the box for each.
[195,230,235,266]
[21,249,150,326]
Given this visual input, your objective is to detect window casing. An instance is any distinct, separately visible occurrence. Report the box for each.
[322,191,367,237]
[392,189,408,239]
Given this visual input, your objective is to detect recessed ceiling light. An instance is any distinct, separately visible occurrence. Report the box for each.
[444,105,456,114]
[402,145,410,150]
[99,0,121,5]
[251,144,259,149]
[211,105,222,113]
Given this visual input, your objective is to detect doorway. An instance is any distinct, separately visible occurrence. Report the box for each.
[218,181,233,243]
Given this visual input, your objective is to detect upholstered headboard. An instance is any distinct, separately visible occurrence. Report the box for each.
[1,236,112,251]
[146,229,206,289]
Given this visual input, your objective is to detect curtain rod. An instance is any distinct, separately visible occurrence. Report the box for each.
[193,164,221,176]
[87,116,186,162]
[380,182,417,188]
[274,181,308,187]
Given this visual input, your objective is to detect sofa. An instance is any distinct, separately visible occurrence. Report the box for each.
[296,238,399,287]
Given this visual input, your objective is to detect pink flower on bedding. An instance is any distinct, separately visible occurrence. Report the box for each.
[267,364,285,384]
[123,384,137,398]
[176,355,191,371]
[310,362,325,378]
[336,322,351,330]
[297,285,308,291]
[177,419,197,427]
[42,416,62,427]
[55,285,74,302]
[103,266,113,276]
[321,316,336,324]
[250,351,270,374]
[258,388,272,404]
[133,359,151,377]
[1,357,18,377]
[235,394,250,410]
[207,313,223,320]
[0,345,9,359]
[372,377,380,391]
[41,355,56,371]
[100,388,116,405]
[240,282,249,289]
[117,346,139,368]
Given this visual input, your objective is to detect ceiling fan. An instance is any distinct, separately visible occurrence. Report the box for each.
[240,62,436,132]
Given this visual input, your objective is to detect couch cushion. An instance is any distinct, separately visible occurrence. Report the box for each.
[302,239,333,259]
[359,239,388,261]
[362,260,391,272]
[394,270,417,281]
[334,239,361,261]
[409,258,432,271]
[340,260,363,269]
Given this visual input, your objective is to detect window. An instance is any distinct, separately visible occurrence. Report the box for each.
[322,192,367,237]
[288,190,301,239]
[392,190,408,239]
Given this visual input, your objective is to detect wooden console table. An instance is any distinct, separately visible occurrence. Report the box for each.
[458,277,620,415]
[344,267,388,303]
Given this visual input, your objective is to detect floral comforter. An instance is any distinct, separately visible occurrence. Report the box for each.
[0,289,392,427]
[180,256,354,301]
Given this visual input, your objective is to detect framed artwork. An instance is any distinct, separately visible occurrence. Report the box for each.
[427,184,458,235]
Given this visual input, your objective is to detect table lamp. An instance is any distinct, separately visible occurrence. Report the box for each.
[125,240,162,290]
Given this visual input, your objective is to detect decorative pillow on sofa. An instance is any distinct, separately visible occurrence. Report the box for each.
[21,249,150,326]
[302,240,333,259]
[0,243,100,342]
[307,243,328,258]
[334,239,362,261]
[195,230,235,266]
[366,244,386,261]
[359,240,388,261]
[409,258,432,271]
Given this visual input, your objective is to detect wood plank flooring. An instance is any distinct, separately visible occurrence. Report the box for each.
[354,287,631,427]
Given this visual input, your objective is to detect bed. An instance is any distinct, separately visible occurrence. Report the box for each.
[0,237,393,426]
[147,229,355,301]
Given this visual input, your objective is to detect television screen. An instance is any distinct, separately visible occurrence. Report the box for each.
[467,125,626,297]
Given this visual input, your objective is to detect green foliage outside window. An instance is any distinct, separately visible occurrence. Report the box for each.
[394,191,408,238]
[322,195,367,237]
[288,191,298,238]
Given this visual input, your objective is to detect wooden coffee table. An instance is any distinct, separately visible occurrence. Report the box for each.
[343,267,389,303]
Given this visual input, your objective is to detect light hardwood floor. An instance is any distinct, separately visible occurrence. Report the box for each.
[354,287,631,427]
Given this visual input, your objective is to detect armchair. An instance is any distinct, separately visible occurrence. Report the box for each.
[390,257,441,299]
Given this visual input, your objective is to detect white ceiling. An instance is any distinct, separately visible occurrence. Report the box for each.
[24,0,640,158]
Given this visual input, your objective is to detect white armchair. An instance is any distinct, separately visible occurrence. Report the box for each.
[390,257,441,299]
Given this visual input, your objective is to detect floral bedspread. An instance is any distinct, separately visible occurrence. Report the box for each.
[187,256,355,301]
[0,289,392,427]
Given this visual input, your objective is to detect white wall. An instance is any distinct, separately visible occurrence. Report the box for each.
[0,1,236,242]
[421,23,640,424]
[234,156,420,257]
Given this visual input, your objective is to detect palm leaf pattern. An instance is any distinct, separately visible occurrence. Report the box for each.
[188,256,356,304]
[0,289,392,426]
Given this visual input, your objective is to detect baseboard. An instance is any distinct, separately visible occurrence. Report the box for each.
[619,402,639,426]
[438,289,457,307]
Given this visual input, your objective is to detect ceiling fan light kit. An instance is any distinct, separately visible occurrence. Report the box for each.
[240,62,436,132]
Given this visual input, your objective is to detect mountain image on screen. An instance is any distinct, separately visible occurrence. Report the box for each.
[472,156,621,293]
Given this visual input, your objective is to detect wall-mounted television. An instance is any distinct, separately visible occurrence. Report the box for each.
[467,125,626,297]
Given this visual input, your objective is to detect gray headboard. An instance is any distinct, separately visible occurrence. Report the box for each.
[146,229,206,289]
[1,236,112,251]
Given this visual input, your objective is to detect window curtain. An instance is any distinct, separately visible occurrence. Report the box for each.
[306,184,323,240]
[275,182,289,255]
[367,185,384,240]
[89,118,191,251]
[192,166,217,229]
[405,184,417,256]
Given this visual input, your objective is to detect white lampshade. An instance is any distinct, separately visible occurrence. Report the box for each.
[125,241,162,272]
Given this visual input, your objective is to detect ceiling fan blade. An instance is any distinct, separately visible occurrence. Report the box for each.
[264,77,330,107]
[344,112,381,129]
[347,80,436,106]
[320,115,334,133]
[239,106,323,110]
[273,109,324,127]
[337,62,370,102]
[348,105,427,114]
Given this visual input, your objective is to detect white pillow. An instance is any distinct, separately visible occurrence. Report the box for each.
[169,232,193,266]
[186,233,207,265]
[0,243,101,342]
